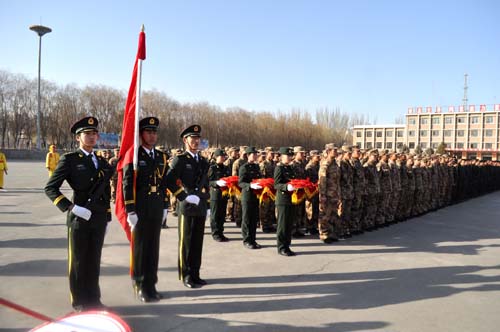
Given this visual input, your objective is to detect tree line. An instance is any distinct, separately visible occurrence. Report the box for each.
[0,69,372,150]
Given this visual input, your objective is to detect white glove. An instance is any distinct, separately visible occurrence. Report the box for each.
[72,205,92,221]
[162,209,168,221]
[185,195,200,205]
[206,209,211,218]
[250,183,262,190]
[287,184,295,191]
[127,212,138,231]
[216,180,227,187]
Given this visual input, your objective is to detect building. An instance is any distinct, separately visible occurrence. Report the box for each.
[352,104,500,161]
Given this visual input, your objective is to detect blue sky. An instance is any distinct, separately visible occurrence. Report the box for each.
[1,0,499,123]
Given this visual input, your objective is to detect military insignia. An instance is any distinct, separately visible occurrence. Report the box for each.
[139,160,147,166]
[186,164,192,169]
[194,126,199,132]
[150,186,157,193]
[88,118,94,125]
[149,118,155,125]
[76,164,86,171]
[79,154,83,158]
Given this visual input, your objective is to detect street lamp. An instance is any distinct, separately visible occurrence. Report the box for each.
[29,24,52,150]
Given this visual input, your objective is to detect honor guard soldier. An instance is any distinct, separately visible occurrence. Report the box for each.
[46,144,60,177]
[123,117,169,302]
[208,148,231,242]
[44,116,112,312]
[274,147,297,256]
[166,124,210,289]
[238,146,263,249]
[0,149,7,189]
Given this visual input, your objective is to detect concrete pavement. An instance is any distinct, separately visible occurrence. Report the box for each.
[1,161,500,332]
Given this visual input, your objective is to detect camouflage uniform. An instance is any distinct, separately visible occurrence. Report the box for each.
[291,153,307,235]
[305,155,320,233]
[395,159,408,221]
[376,157,392,226]
[259,157,276,232]
[412,162,424,215]
[362,157,379,229]
[350,156,366,232]
[405,160,416,219]
[224,155,237,222]
[387,159,401,222]
[318,149,342,241]
[339,156,354,235]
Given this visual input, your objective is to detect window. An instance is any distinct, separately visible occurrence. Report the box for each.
[432,143,439,149]
[421,142,427,148]
[457,117,466,124]
[484,143,493,149]
[432,130,440,136]
[470,143,478,149]
[366,131,372,137]
[408,118,416,125]
[420,130,427,137]
[470,129,478,137]
[409,142,415,149]
[457,130,464,137]
[456,142,464,149]
[432,117,440,124]
[376,142,382,149]
[397,130,404,137]
[376,131,383,138]
[445,117,453,124]
[444,130,452,137]
[386,130,393,137]
[397,142,403,149]
[420,118,428,125]
[445,142,452,148]
[386,142,393,149]
[485,116,494,124]
[356,131,362,137]
[366,142,373,149]
[356,142,362,148]
[408,130,415,137]
[485,129,493,137]
[471,116,479,124]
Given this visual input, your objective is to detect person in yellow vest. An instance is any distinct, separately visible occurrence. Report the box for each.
[0,150,7,189]
[46,145,60,177]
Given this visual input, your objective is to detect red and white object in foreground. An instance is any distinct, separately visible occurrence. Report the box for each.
[31,311,131,332]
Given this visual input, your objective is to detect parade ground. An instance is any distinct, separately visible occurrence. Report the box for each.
[1,161,500,332]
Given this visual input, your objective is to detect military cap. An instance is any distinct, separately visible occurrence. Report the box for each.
[140,117,159,131]
[279,147,294,156]
[265,146,274,152]
[293,146,306,153]
[245,146,258,154]
[309,150,319,156]
[324,143,337,150]
[341,145,352,153]
[180,124,202,138]
[369,149,379,156]
[71,116,98,134]
[214,148,227,157]
[229,146,238,152]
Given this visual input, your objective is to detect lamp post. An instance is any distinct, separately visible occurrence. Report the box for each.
[29,24,52,150]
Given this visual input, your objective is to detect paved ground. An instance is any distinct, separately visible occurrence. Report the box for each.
[1,161,500,332]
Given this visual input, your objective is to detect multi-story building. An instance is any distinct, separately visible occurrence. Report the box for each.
[352,104,500,161]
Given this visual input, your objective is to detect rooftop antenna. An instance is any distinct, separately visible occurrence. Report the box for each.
[462,73,468,111]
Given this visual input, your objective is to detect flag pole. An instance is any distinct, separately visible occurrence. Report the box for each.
[133,24,144,171]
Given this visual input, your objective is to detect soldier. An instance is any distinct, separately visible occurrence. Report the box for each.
[44,116,112,312]
[395,153,408,221]
[166,124,210,289]
[291,146,307,237]
[412,157,424,216]
[350,146,366,233]
[274,147,297,256]
[46,144,60,177]
[232,146,248,227]
[168,148,183,217]
[108,148,120,203]
[305,150,320,235]
[224,147,239,223]
[339,145,354,236]
[259,146,276,233]
[376,150,392,227]
[362,149,380,230]
[239,146,263,249]
[0,149,8,189]
[387,152,401,223]
[404,155,416,219]
[122,117,169,302]
[318,144,342,243]
[208,148,231,242]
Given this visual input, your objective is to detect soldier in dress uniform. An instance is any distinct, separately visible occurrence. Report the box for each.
[208,148,231,242]
[46,144,60,177]
[123,117,169,302]
[259,146,277,233]
[305,150,320,235]
[45,116,112,312]
[166,124,210,289]
[239,146,263,249]
[274,147,297,256]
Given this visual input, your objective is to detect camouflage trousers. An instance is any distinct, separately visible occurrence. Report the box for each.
[411,189,423,215]
[362,195,377,229]
[318,196,342,240]
[339,198,353,235]
[226,197,235,222]
[375,192,390,226]
[259,200,276,231]
[292,202,306,233]
[350,193,363,232]
[305,196,319,231]
[387,190,400,222]
[110,179,118,202]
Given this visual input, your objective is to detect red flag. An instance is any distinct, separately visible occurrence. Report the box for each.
[115,27,146,242]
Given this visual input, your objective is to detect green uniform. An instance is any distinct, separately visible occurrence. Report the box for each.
[123,147,169,295]
[208,162,230,239]
[45,149,112,310]
[238,162,262,245]
[274,163,295,252]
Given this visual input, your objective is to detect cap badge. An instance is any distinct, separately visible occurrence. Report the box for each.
[149,118,155,124]
[88,118,94,125]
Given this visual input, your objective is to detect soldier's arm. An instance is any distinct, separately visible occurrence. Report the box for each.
[238,165,250,190]
[122,161,136,213]
[273,166,288,191]
[232,161,239,176]
[165,156,188,201]
[318,163,327,196]
[158,152,170,210]
[208,164,219,188]
[44,154,72,212]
